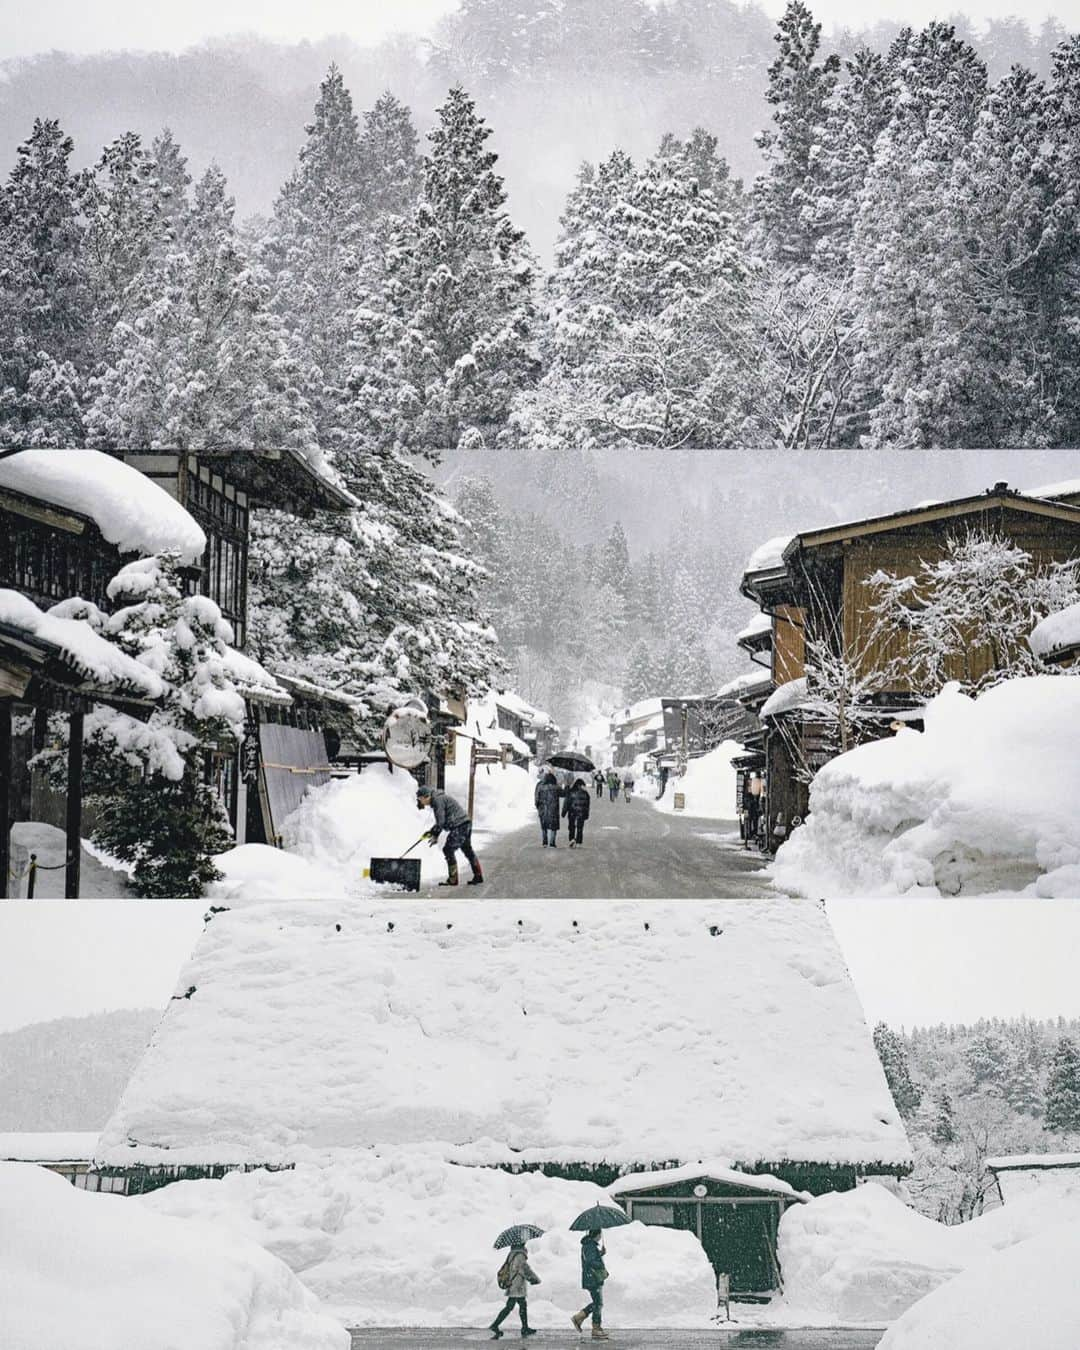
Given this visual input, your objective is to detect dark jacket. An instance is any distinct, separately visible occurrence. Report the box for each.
[580,1234,606,1291]
[427,789,470,835]
[534,775,561,830]
[562,784,592,821]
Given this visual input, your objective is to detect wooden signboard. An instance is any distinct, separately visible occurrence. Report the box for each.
[673,792,686,811]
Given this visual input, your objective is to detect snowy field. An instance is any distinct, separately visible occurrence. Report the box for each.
[0,1163,348,1350]
[771,678,1080,898]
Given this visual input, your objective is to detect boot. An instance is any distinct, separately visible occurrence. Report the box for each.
[467,871,484,885]
[591,1330,609,1341]
[438,862,459,887]
[571,1310,588,1332]
[521,1329,537,1338]
[488,1328,503,1340]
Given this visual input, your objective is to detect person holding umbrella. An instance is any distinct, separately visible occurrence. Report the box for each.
[535,770,562,848]
[569,1203,629,1340]
[562,777,592,848]
[490,1224,544,1339]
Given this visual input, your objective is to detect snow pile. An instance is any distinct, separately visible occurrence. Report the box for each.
[445,756,535,841]
[877,1216,1080,1350]
[96,900,909,1170]
[0,450,206,564]
[775,1176,1080,1328]
[736,612,772,643]
[141,1154,717,1329]
[717,669,772,699]
[652,742,741,819]
[1029,601,1080,661]
[744,534,794,576]
[0,1133,98,1162]
[0,1162,348,1350]
[0,590,164,699]
[771,677,1080,898]
[760,676,809,719]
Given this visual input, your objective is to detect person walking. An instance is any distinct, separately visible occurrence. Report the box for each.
[562,777,592,848]
[490,1242,540,1339]
[571,1229,609,1339]
[416,785,484,887]
[592,770,605,799]
[606,769,619,803]
[621,770,634,802]
[535,770,562,847]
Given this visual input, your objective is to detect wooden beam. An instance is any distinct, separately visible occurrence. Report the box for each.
[0,702,10,900]
[65,709,84,899]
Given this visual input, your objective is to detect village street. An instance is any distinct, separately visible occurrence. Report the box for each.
[350,1330,883,1348]
[464,795,773,899]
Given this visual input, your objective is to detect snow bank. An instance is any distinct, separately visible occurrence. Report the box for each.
[0,590,164,699]
[445,757,535,842]
[0,1132,98,1162]
[652,742,741,819]
[141,1154,717,1329]
[775,1177,1080,1328]
[0,450,206,564]
[771,677,1080,898]
[96,900,909,1170]
[877,1218,1080,1350]
[0,1162,348,1350]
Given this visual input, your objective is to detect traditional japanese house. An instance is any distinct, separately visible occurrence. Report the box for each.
[738,483,1080,842]
[0,1133,100,1188]
[986,1153,1080,1206]
[93,899,911,1300]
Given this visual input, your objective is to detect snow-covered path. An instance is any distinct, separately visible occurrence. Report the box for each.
[465,794,770,899]
[350,1330,882,1348]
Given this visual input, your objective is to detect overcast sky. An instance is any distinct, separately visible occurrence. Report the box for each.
[2,898,1079,1035]
[3,0,1070,62]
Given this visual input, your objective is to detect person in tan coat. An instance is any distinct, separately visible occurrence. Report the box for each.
[489,1243,540,1338]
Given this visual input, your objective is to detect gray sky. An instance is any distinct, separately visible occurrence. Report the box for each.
[3,0,1070,61]
[2,898,1079,1034]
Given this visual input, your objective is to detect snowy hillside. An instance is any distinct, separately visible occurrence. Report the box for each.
[97,899,909,1171]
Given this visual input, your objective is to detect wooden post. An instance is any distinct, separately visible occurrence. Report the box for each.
[0,701,10,900]
[467,738,477,822]
[65,708,84,899]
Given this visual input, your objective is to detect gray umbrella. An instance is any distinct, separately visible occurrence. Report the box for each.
[494,1223,546,1250]
[569,1204,631,1231]
[547,752,596,773]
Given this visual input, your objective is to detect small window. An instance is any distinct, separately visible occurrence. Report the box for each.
[633,1202,674,1225]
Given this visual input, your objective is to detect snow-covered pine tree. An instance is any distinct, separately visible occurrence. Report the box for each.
[624,641,660,704]
[931,1089,957,1145]
[873,1021,923,1119]
[86,164,318,451]
[849,24,987,446]
[348,86,536,458]
[0,118,89,445]
[358,90,422,219]
[80,556,245,897]
[753,0,840,269]
[262,65,368,453]
[1044,1035,1080,1132]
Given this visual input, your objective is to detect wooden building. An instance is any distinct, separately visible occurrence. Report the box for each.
[738,484,1080,843]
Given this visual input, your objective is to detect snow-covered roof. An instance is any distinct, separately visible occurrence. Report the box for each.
[0,450,206,565]
[492,690,554,729]
[0,1132,98,1163]
[717,670,773,699]
[760,676,810,719]
[0,590,165,701]
[271,672,363,709]
[610,1162,810,1202]
[624,711,666,742]
[219,647,291,706]
[1022,479,1080,502]
[96,900,911,1172]
[1029,602,1080,661]
[617,697,664,727]
[986,1153,1080,1171]
[744,535,795,577]
[736,613,773,643]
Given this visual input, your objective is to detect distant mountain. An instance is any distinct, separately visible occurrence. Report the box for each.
[0,1008,160,1131]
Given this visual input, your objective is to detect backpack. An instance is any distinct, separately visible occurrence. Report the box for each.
[497,1254,515,1290]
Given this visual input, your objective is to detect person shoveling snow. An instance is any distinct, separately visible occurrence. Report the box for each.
[417,785,484,887]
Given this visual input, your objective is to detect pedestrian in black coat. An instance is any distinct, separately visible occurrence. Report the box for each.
[562,778,592,847]
[593,770,605,799]
[535,771,562,847]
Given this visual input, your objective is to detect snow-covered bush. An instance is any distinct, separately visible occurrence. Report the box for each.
[771,677,1080,898]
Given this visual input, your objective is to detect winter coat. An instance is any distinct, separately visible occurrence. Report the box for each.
[580,1235,606,1291]
[562,785,592,821]
[505,1248,540,1299]
[535,776,562,830]
[427,789,470,834]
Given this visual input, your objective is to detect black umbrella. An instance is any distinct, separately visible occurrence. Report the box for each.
[569,1204,631,1231]
[547,752,596,773]
[494,1223,546,1249]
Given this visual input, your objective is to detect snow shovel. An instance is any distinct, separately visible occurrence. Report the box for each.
[365,834,426,892]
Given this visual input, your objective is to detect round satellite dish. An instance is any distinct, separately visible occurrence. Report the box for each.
[383,704,432,769]
[693,1183,708,1198]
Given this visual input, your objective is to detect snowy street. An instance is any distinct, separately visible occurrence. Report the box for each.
[349,1330,883,1348]
[466,796,771,899]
